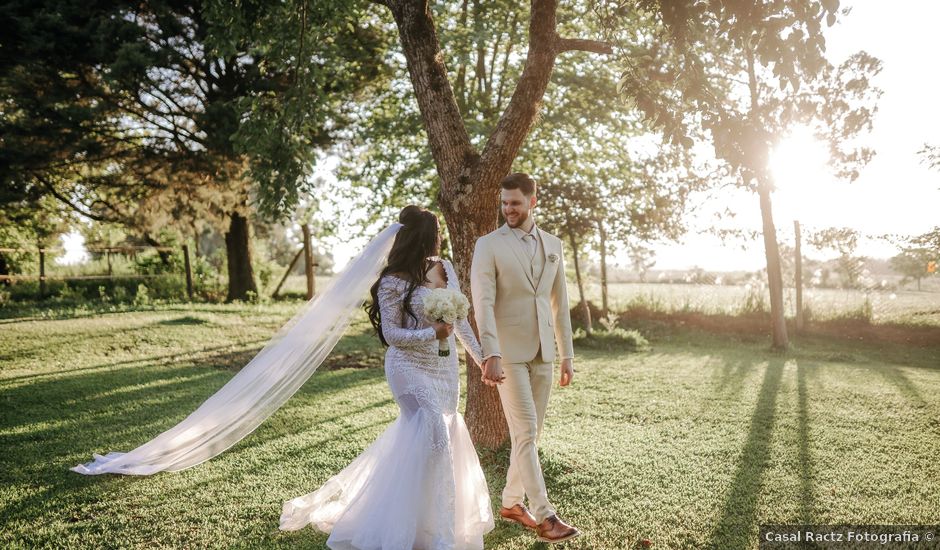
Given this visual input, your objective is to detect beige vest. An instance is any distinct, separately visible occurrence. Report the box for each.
[514,228,546,286]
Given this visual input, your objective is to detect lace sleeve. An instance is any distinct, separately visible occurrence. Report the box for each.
[454,317,483,368]
[443,260,483,367]
[378,277,437,348]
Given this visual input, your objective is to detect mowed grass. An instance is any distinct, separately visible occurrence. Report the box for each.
[1,303,938,549]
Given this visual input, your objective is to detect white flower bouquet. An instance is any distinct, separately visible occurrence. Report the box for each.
[422,288,470,356]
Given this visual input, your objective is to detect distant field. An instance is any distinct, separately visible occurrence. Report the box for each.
[257,273,940,327]
[570,281,940,327]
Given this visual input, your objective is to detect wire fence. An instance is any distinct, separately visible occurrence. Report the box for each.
[0,245,193,300]
[0,229,321,304]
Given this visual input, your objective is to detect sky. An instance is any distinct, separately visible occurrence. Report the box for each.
[57,3,940,272]
[647,1,940,271]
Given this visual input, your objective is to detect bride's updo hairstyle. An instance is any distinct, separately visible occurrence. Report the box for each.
[366,205,440,346]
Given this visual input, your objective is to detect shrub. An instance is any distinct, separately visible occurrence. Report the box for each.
[835,298,873,323]
[133,283,151,306]
[598,312,619,332]
[624,293,668,314]
[575,326,651,352]
[112,285,129,303]
[738,284,768,315]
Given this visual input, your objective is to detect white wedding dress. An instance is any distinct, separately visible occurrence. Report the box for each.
[280,259,495,549]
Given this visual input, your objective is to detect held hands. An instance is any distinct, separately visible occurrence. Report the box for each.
[481,356,505,386]
[481,357,573,387]
[559,358,575,387]
[432,321,454,340]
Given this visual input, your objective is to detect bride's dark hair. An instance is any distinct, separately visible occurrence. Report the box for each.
[366,205,440,346]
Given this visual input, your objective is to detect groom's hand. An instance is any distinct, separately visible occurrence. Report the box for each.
[559,358,574,387]
[482,357,505,386]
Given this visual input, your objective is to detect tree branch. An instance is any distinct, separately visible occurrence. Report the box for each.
[34,174,116,223]
[494,10,519,114]
[478,0,559,184]
[555,37,613,55]
[384,0,475,185]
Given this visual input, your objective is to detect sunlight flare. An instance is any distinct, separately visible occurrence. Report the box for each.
[769,126,831,196]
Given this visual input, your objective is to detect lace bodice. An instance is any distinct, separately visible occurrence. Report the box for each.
[377,259,483,366]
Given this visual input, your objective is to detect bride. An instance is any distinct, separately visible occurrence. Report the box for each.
[280,205,495,548]
[72,204,495,549]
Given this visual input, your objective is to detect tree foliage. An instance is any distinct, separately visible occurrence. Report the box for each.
[596,0,882,349]
[809,226,864,288]
[891,247,934,291]
[2,0,387,298]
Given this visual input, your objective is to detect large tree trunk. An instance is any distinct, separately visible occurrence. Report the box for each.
[225,211,258,302]
[446,204,509,449]
[384,0,610,448]
[597,218,609,314]
[568,231,593,334]
[757,182,789,350]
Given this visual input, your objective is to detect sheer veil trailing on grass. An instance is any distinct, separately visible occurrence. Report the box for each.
[71,223,404,476]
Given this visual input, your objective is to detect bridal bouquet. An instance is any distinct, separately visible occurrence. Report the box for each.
[423,288,470,357]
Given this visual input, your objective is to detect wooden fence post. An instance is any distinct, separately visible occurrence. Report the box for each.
[39,248,46,299]
[272,247,304,299]
[302,224,315,300]
[794,220,804,332]
[183,244,194,301]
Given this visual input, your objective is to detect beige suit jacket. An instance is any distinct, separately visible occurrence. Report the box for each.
[470,223,575,364]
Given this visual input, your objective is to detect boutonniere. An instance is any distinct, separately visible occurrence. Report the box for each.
[548,253,559,263]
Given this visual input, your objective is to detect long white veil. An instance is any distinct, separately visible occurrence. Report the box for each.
[72,223,404,475]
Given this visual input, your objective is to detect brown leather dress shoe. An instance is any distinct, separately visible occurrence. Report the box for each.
[536,514,581,543]
[499,504,537,529]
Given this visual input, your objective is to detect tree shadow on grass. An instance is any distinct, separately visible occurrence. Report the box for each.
[796,361,816,524]
[157,315,210,326]
[714,355,758,395]
[854,361,939,439]
[0,303,293,325]
[0,338,270,384]
[0,345,388,531]
[871,364,928,409]
[706,358,785,549]
[0,319,160,363]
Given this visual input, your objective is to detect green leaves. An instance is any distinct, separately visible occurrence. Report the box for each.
[600,0,880,190]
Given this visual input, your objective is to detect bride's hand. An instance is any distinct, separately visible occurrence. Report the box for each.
[432,321,453,339]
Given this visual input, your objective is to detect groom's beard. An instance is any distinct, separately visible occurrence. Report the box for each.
[505,210,529,228]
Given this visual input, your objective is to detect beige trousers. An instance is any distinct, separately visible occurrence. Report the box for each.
[497,351,556,522]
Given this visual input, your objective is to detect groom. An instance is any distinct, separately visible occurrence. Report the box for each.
[470,172,580,543]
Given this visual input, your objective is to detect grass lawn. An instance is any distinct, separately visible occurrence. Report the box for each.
[1,303,938,549]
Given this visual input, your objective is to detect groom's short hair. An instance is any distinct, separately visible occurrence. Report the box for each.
[500,173,537,197]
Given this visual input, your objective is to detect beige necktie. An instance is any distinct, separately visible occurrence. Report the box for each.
[522,233,536,259]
